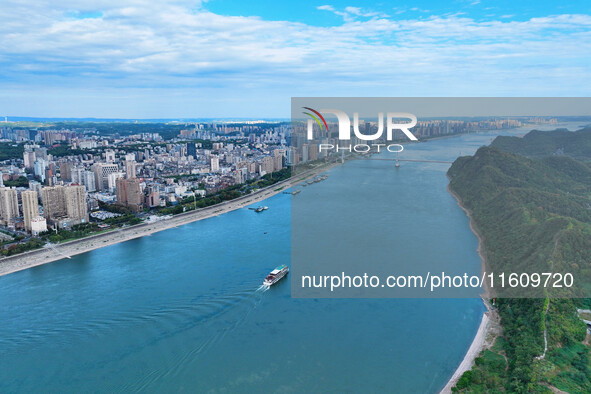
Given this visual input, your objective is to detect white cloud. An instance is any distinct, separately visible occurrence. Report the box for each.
[0,1,590,116]
[344,6,387,18]
[317,5,335,12]
[317,4,389,21]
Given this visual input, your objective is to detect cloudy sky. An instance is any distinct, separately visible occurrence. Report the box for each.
[0,0,590,118]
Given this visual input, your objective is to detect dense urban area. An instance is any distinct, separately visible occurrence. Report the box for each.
[0,120,294,255]
[0,117,548,256]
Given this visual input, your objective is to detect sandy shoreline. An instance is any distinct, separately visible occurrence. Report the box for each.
[0,164,334,277]
[440,182,498,393]
[440,311,490,393]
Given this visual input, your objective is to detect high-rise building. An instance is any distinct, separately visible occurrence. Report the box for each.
[34,159,48,182]
[301,145,309,163]
[144,186,160,208]
[83,171,96,192]
[0,187,19,225]
[108,172,125,193]
[125,160,137,179]
[23,150,36,169]
[308,144,318,161]
[42,185,88,227]
[64,185,88,224]
[126,178,142,211]
[71,166,85,184]
[34,147,48,161]
[44,166,54,186]
[259,156,274,175]
[71,167,96,192]
[115,177,127,206]
[272,149,284,171]
[21,190,39,232]
[210,156,219,172]
[116,177,143,212]
[42,185,67,221]
[105,149,116,163]
[60,162,74,182]
[92,163,119,191]
[29,180,42,196]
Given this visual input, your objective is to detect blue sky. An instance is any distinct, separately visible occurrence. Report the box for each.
[0,0,590,119]
[207,0,591,25]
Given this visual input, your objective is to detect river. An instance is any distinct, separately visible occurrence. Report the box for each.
[0,122,583,392]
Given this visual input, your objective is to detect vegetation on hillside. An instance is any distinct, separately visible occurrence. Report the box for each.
[449,127,591,392]
[39,122,189,140]
[491,127,591,162]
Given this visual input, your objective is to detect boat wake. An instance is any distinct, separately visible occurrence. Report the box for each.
[120,284,271,392]
[0,283,272,391]
[0,268,281,392]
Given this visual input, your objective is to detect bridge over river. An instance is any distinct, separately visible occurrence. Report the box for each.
[352,158,454,164]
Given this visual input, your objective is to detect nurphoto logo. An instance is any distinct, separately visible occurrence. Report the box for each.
[302,107,418,153]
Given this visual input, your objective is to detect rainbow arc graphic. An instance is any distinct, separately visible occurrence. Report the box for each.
[302,107,328,131]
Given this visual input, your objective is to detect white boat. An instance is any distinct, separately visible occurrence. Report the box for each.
[263,265,289,286]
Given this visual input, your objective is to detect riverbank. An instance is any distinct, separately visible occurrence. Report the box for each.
[0,163,336,277]
[440,311,489,393]
[447,183,491,298]
[440,301,502,394]
[441,182,500,393]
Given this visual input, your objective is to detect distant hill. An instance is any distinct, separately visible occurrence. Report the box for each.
[491,127,591,162]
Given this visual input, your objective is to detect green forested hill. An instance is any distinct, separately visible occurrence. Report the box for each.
[449,147,591,210]
[448,131,591,392]
[491,127,591,162]
[449,146,591,296]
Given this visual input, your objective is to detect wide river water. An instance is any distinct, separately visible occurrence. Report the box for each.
[0,123,583,393]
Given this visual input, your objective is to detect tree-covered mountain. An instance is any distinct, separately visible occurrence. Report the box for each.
[490,127,591,162]
[448,129,591,392]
